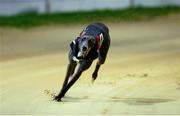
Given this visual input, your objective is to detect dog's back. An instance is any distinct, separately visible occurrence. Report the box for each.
[81,22,110,40]
[89,22,109,35]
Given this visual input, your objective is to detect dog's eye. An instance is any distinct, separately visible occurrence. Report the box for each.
[82,37,86,41]
[88,39,94,46]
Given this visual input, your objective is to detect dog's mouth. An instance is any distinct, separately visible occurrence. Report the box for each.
[77,46,91,58]
[77,51,88,58]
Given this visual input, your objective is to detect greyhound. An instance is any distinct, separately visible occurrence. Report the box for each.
[54,22,110,102]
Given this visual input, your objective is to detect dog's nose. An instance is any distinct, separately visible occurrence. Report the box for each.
[82,46,87,51]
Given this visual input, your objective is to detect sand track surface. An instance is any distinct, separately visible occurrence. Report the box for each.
[0,21,180,115]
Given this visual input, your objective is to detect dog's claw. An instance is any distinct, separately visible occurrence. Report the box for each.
[53,96,62,102]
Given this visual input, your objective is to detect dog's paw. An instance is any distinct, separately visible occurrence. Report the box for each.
[92,72,98,83]
[53,96,62,102]
[92,72,98,80]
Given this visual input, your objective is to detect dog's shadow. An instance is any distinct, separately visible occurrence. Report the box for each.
[61,96,89,102]
[58,96,176,105]
[108,97,176,105]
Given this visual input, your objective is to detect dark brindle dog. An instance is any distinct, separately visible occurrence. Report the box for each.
[54,22,110,102]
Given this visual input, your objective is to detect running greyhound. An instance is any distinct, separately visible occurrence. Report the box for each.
[54,22,110,102]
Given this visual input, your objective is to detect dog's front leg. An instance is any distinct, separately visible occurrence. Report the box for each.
[61,61,77,91]
[54,60,92,101]
[54,60,76,101]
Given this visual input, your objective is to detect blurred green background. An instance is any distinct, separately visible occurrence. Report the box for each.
[0,0,180,27]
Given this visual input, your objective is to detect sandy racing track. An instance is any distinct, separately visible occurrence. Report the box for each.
[0,20,180,115]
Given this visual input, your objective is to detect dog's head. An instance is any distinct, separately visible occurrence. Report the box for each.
[77,35,96,58]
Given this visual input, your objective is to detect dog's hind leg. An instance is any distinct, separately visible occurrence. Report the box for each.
[54,60,92,101]
[92,62,101,82]
[92,39,110,82]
